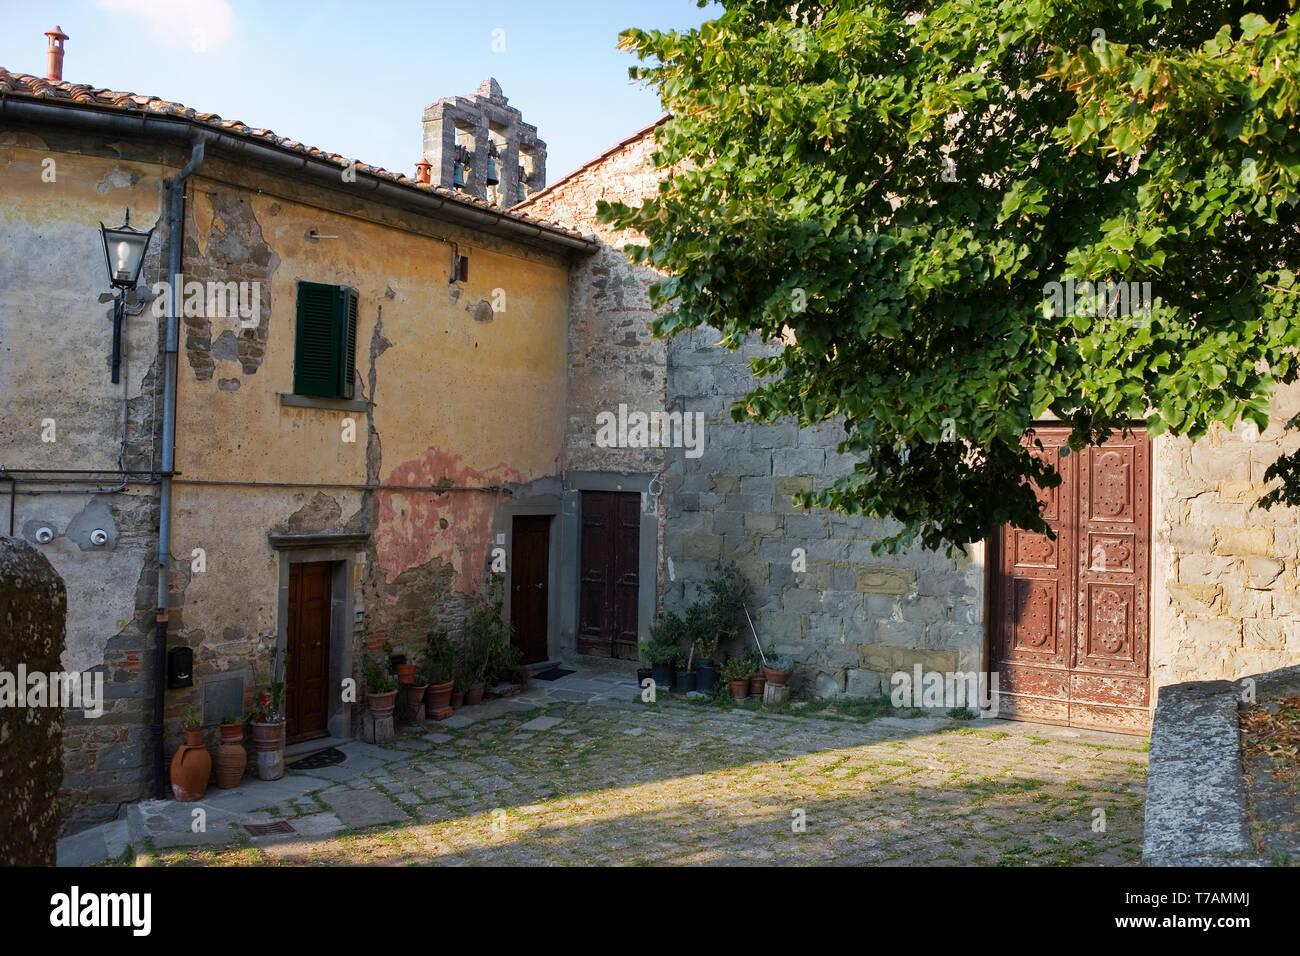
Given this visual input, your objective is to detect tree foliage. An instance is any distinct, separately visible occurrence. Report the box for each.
[601,0,1300,553]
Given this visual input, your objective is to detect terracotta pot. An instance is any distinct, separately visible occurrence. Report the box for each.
[729,680,748,702]
[170,728,211,801]
[451,689,465,709]
[426,681,454,720]
[406,683,427,706]
[250,721,285,781]
[214,723,247,789]
[397,663,416,685]
[748,675,767,699]
[368,689,398,720]
[465,682,484,706]
[763,667,792,686]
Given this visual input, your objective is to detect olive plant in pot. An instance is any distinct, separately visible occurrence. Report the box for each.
[704,560,755,661]
[721,657,752,703]
[685,602,719,694]
[423,628,457,720]
[464,601,507,705]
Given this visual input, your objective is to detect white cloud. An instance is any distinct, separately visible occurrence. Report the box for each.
[94,0,236,51]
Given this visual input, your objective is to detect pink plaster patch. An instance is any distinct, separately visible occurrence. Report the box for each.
[374,448,526,590]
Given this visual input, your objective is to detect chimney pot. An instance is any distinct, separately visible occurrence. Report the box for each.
[45,25,69,82]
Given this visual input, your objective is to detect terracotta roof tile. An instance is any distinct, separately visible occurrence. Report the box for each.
[0,67,585,241]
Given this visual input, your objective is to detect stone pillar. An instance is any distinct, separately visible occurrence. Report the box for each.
[0,537,68,865]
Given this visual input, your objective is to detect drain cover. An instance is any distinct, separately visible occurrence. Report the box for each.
[243,820,295,836]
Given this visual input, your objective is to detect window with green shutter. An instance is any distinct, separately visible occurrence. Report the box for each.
[293,281,358,398]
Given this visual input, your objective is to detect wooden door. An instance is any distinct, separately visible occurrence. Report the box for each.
[286,561,331,744]
[993,427,1151,733]
[577,491,641,659]
[510,515,550,664]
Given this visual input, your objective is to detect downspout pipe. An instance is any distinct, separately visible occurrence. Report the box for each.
[152,133,206,800]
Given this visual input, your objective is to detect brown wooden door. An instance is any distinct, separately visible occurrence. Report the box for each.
[286,561,331,744]
[510,515,550,664]
[577,491,641,659]
[993,427,1151,733]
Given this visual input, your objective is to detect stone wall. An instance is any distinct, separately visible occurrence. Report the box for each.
[1152,382,1300,688]
[528,119,983,695]
[662,327,983,697]
[0,130,171,824]
[520,118,670,475]
[0,538,67,864]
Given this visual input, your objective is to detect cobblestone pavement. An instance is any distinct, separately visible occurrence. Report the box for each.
[132,694,1148,866]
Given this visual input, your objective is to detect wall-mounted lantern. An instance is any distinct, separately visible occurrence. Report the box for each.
[98,209,154,384]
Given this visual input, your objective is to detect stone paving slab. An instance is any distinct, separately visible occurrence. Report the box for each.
[519,716,565,731]
[326,789,412,828]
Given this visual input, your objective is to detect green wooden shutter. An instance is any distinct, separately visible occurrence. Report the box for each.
[340,287,358,399]
[294,281,340,397]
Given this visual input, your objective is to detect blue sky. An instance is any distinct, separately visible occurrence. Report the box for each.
[0,0,717,183]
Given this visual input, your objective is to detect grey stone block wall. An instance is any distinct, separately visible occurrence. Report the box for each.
[662,327,984,698]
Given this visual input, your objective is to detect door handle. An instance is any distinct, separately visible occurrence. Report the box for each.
[536,582,544,590]
[311,641,320,648]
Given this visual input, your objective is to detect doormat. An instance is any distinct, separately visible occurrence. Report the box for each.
[531,666,575,682]
[287,747,346,770]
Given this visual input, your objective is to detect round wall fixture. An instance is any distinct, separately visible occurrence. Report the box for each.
[35,527,54,544]
[90,529,109,546]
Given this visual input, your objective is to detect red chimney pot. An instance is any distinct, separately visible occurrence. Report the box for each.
[45,25,69,82]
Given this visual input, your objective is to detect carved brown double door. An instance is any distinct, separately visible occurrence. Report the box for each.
[992,427,1151,733]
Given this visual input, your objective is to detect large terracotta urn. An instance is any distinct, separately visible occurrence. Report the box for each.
[214,723,247,789]
[250,721,285,781]
[170,729,211,802]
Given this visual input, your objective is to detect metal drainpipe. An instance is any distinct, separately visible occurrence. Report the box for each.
[153,134,206,800]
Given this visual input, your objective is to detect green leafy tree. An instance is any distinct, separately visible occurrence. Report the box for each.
[602,0,1300,552]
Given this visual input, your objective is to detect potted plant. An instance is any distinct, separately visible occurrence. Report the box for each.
[407,666,429,718]
[721,657,752,703]
[248,682,287,781]
[763,653,795,686]
[746,651,766,700]
[640,621,682,693]
[214,710,247,789]
[676,640,698,694]
[496,641,530,689]
[464,600,507,704]
[704,561,755,660]
[394,640,417,685]
[362,653,398,719]
[451,667,467,710]
[170,708,211,801]
[423,628,456,720]
[685,602,719,694]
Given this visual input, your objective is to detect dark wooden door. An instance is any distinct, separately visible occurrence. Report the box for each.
[286,561,331,744]
[993,427,1151,733]
[510,515,550,664]
[577,491,641,659]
